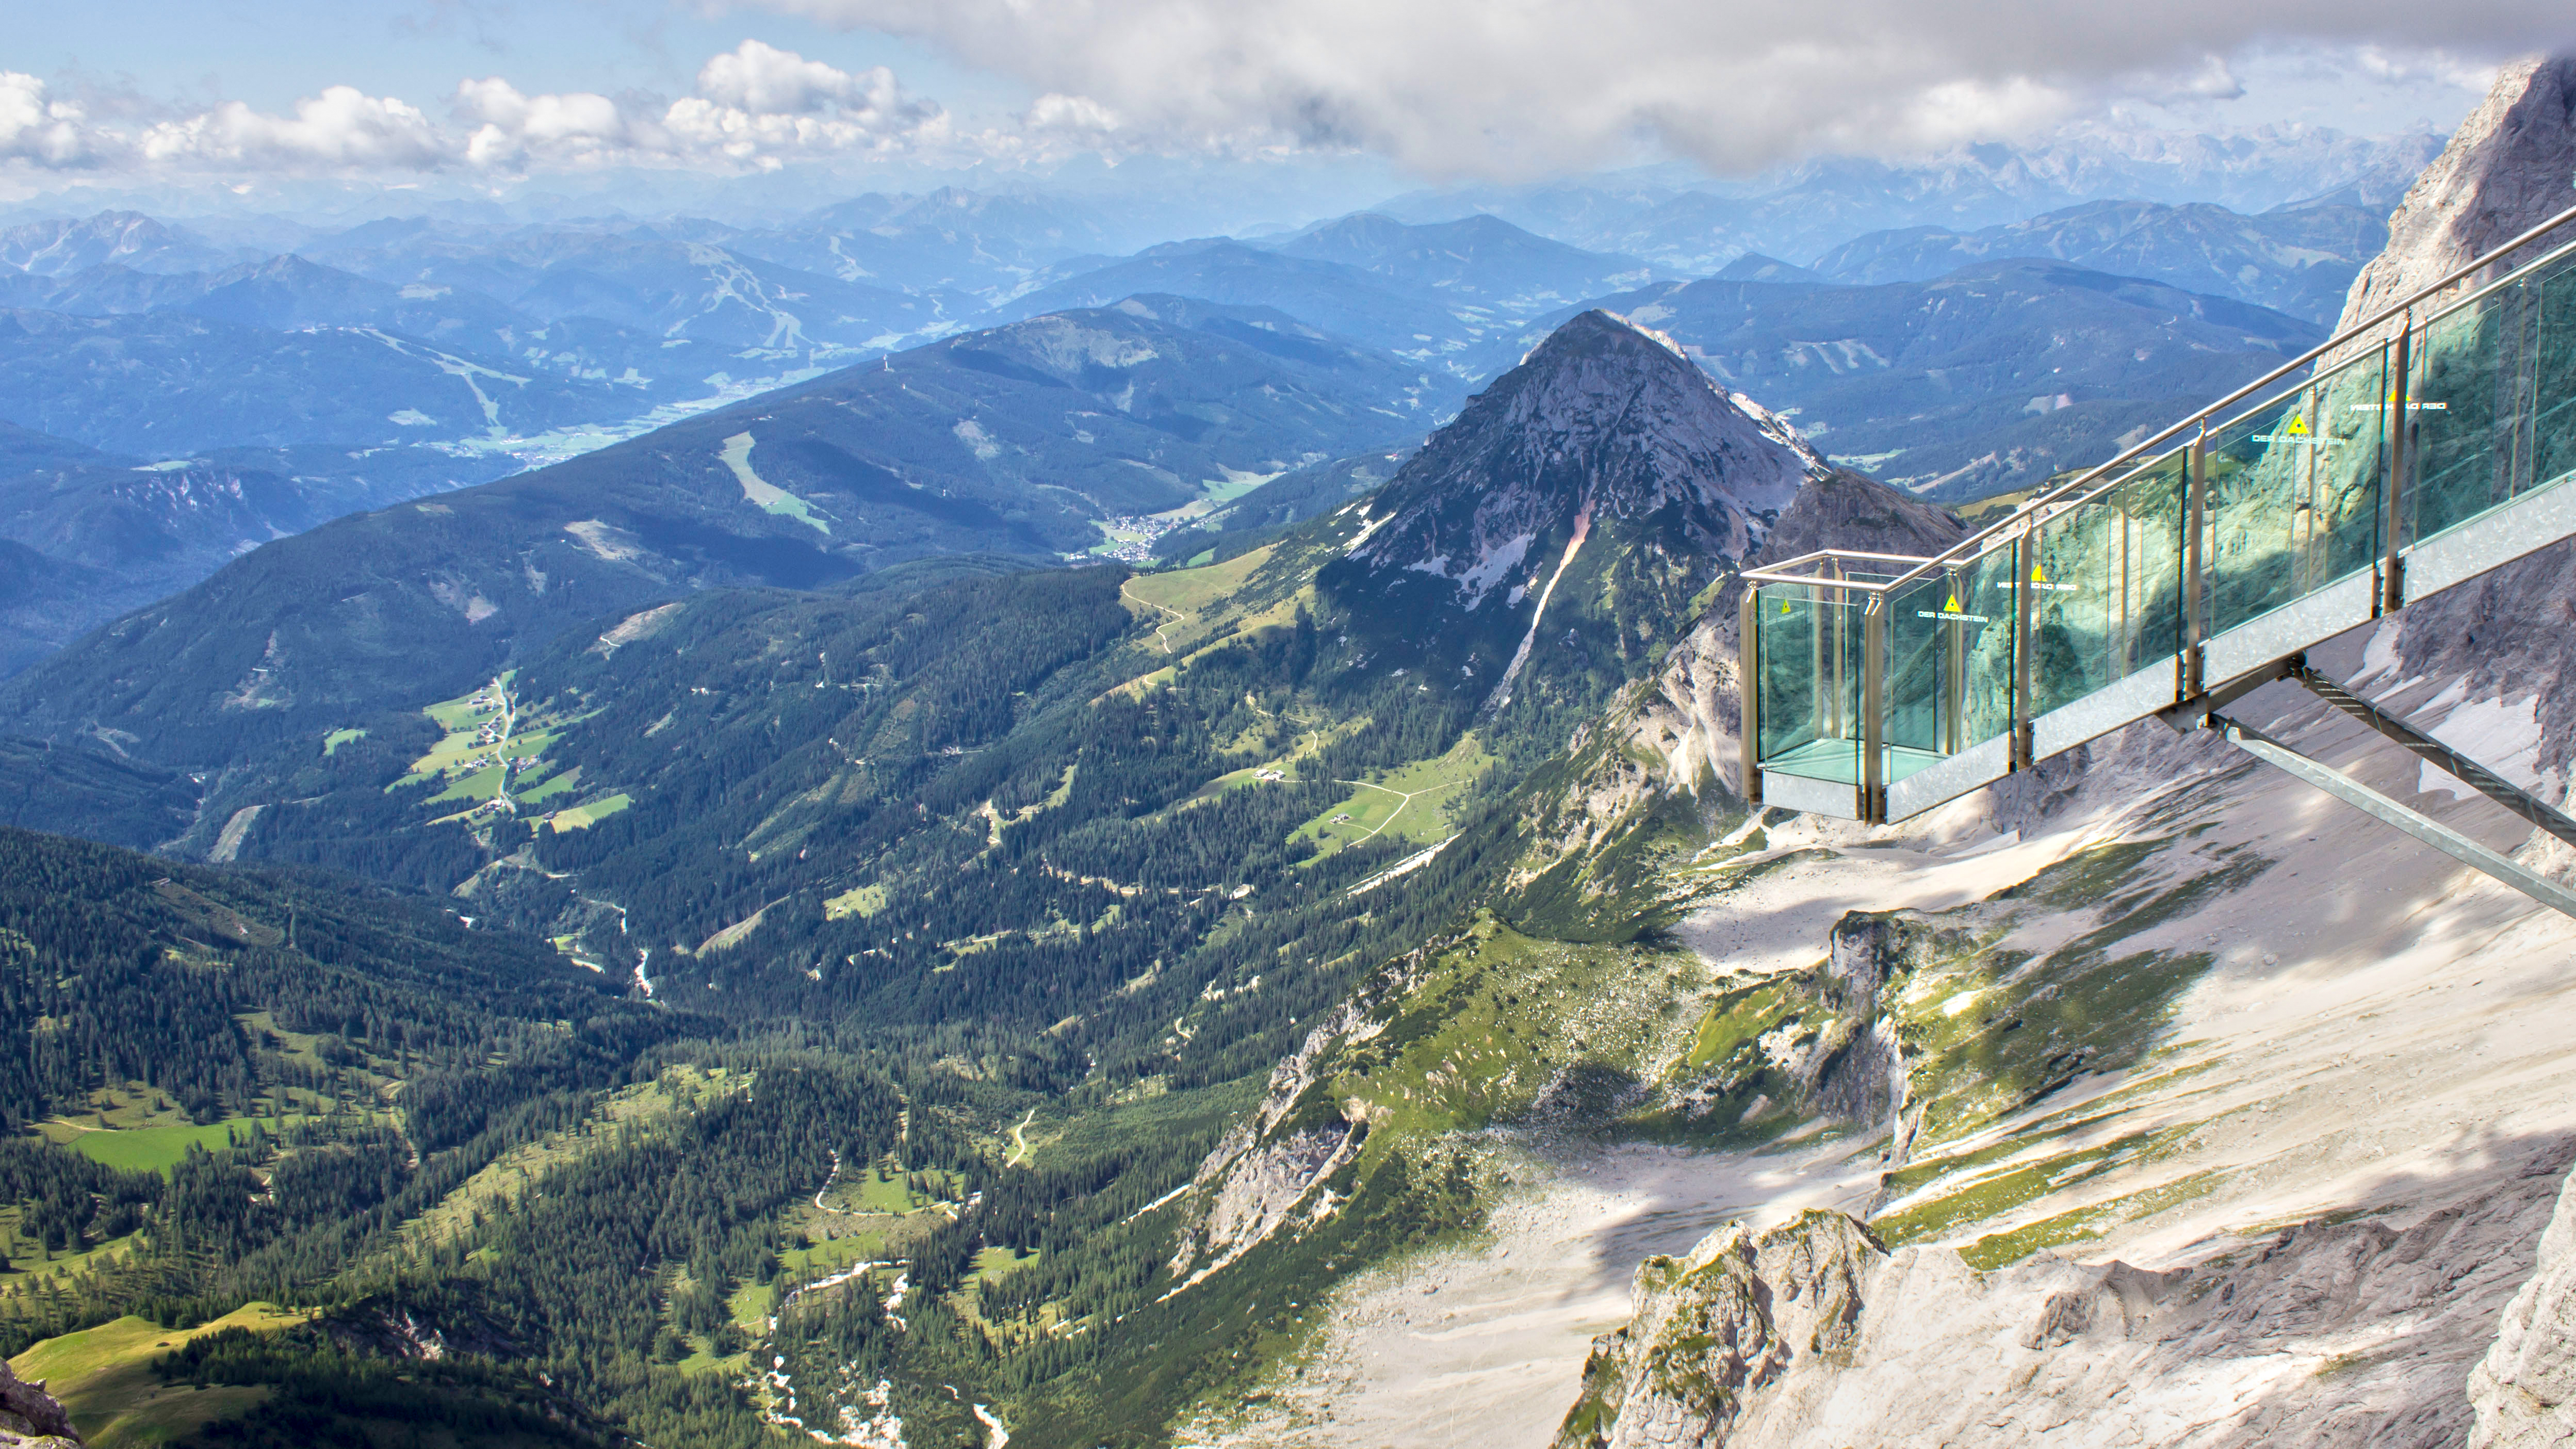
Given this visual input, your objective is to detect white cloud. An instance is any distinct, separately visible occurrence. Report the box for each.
[139,87,450,170]
[657,40,946,168]
[751,0,2576,176]
[0,73,107,168]
[0,41,947,180]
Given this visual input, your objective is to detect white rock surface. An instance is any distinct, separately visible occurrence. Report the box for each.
[2471,1164,2576,1447]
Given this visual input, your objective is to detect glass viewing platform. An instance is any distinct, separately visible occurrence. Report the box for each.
[1742,203,2576,824]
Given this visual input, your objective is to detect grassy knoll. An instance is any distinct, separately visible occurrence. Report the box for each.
[9,1302,306,1448]
[824,884,888,920]
[720,431,832,535]
[38,1114,307,1177]
[516,766,583,804]
[543,794,631,833]
[1291,732,1491,858]
[320,728,366,756]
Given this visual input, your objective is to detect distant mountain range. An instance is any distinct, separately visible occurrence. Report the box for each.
[1478,259,2321,498]
[0,154,2407,684]
[0,295,1440,758]
[1809,199,2385,323]
[1375,125,2439,272]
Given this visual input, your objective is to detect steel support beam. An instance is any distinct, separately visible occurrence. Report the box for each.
[2290,664,2576,851]
[2212,713,2576,919]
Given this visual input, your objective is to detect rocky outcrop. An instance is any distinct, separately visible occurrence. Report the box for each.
[1559,1144,2576,1448]
[1166,994,1385,1283]
[1554,1211,1882,1449]
[2472,1163,2576,1446]
[0,1360,80,1449]
[2330,55,2576,366]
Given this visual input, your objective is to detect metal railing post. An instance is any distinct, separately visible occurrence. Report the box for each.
[1943,568,1965,756]
[1862,596,1886,822]
[2184,421,2206,698]
[1738,584,1762,805]
[2381,323,2414,616]
[2012,526,2035,769]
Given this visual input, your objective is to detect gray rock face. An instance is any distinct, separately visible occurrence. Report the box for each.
[2337,55,2576,339]
[0,1359,80,1448]
[2472,1164,2576,1447]
[1344,309,1825,593]
[1560,1144,2575,1448]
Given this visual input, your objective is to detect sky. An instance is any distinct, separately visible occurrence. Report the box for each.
[5,0,2572,210]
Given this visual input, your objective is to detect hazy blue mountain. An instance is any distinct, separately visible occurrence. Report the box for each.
[1524,259,2322,497]
[1263,213,1657,312]
[1371,128,2439,272]
[1714,253,1825,283]
[994,241,1511,380]
[0,307,632,455]
[300,221,974,360]
[0,537,115,675]
[0,297,1441,758]
[729,186,1130,298]
[0,210,243,276]
[1810,200,2386,323]
[0,439,500,676]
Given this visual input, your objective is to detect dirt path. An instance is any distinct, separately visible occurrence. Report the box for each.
[1007,1109,1037,1167]
[1123,582,1187,655]
[1331,778,1465,844]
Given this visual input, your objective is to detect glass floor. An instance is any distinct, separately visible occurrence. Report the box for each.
[1758,739,1948,785]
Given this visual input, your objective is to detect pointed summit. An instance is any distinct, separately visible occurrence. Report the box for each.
[1345,308,1825,593]
[1318,308,1829,726]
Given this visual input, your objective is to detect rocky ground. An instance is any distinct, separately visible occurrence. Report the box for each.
[1183,623,2576,1445]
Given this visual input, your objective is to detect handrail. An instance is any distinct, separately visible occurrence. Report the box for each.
[1743,199,2576,595]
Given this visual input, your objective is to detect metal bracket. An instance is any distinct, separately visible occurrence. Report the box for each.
[2211,713,2576,919]
[2156,655,2299,735]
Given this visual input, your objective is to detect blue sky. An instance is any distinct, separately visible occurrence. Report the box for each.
[21,2,1018,118]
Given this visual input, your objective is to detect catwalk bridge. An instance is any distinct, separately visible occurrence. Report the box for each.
[1740,203,2576,916]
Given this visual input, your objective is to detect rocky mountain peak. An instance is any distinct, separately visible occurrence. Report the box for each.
[2337,54,2576,335]
[1344,307,1826,599]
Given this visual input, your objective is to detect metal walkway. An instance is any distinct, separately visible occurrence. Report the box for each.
[1740,203,2576,910]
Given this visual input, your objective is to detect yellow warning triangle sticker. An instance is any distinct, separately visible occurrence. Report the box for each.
[1781,601,1793,614]
[2030,563,2047,584]
[1943,594,1962,612]
[2285,414,2308,436]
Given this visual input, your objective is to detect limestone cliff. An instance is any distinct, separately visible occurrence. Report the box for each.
[2472,1163,2576,1447]
[2337,55,2576,343]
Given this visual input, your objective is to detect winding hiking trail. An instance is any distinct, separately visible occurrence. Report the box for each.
[1006,1109,1036,1167]
[1122,581,1187,655]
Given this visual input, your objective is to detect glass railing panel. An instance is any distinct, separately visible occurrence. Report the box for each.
[2536,258,2576,495]
[2407,285,2521,541]
[2409,243,2576,542]
[1877,544,2016,779]
[1754,581,1861,783]
[1953,545,2020,752]
[2029,452,2188,717]
[2200,346,2390,638]
[1881,575,1946,766]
